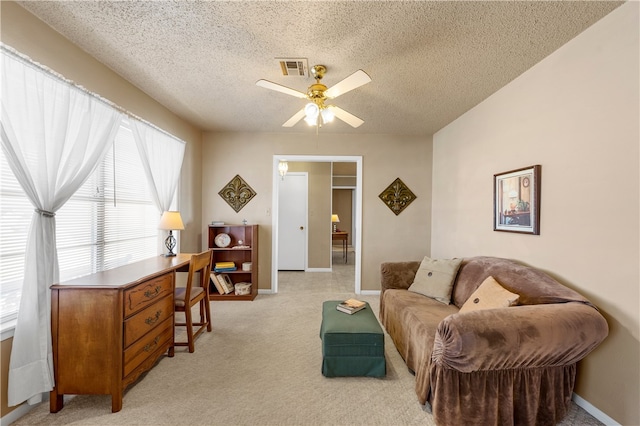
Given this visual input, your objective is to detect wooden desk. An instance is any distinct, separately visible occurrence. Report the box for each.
[50,254,192,413]
[332,232,348,264]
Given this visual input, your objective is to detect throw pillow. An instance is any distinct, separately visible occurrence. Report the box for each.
[408,257,463,305]
[459,276,520,313]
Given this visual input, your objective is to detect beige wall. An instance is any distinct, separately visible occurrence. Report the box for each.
[0,339,13,418]
[0,1,203,418]
[202,132,433,292]
[431,3,639,424]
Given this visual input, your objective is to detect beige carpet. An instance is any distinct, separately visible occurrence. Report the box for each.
[12,250,602,425]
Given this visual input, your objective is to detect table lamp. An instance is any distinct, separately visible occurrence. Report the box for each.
[158,211,185,257]
[331,214,340,233]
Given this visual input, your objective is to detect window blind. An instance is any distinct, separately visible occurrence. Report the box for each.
[0,120,162,328]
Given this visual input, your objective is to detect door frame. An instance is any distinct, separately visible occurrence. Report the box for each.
[271,155,363,294]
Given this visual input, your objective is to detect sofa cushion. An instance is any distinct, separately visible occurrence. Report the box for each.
[459,276,520,313]
[408,257,463,304]
[380,288,458,396]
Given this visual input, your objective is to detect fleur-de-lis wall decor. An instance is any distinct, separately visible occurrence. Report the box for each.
[218,175,257,212]
[378,177,417,216]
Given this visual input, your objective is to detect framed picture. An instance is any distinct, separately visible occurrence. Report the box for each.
[493,165,541,235]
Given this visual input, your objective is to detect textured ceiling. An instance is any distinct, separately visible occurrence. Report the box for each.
[17,1,622,136]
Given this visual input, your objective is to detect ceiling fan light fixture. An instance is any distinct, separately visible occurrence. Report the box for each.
[304,102,319,119]
[321,108,334,123]
[304,115,318,126]
[304,102,320,126]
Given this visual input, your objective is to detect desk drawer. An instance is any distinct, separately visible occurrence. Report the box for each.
[124,273,173,317]
[124,295,173,348]
[123,317,173,378]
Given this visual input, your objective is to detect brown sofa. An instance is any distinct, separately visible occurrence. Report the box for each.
[379,256,608,426]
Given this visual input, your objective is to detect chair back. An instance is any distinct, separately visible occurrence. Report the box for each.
[185,250,213,299]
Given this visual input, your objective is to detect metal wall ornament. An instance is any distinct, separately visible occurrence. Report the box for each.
[218,175,257,213]
[379,177,417,216]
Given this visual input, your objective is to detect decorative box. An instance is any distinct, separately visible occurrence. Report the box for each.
[235,282,251,296]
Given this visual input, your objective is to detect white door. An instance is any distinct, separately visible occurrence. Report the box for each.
[278,173,307,270]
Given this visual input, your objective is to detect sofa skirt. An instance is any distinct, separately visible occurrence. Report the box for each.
[429,364,576,426]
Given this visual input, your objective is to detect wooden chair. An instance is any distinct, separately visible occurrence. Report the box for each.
[174,250,213,352]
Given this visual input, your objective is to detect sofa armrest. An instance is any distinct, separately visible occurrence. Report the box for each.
[380,261,421,294]
[432,302,608,372]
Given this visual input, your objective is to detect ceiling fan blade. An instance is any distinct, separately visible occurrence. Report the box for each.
[324,70,371,99]
[282,108,306,127]
[256,79,307,99]
[329,106,364,128]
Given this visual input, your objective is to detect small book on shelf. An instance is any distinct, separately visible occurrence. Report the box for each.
[214,261,237,272]
[336,298,366,315]
[209,273,227,295]
[210,273,234,294]
[218,273,235,294]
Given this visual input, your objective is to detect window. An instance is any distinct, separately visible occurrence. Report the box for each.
[0,120,162,330]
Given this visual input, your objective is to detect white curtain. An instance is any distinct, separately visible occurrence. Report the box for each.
[131,120,186,213]
[1,46,123,406]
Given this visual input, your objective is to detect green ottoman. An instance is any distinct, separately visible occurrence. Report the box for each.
[320,300,386,377]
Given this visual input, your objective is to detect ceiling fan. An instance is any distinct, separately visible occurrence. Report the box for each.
[256,64,371,128]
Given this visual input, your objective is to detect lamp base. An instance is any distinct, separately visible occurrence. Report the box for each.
[164,232,177,257]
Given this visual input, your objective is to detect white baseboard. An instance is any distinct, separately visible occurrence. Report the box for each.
[572,393,619,425]
[359,290,381,296]
[306,268,332,272]
[257,289,273,295]
[0,392,53,426]
[1,401,33,426]
[1,394,78,426]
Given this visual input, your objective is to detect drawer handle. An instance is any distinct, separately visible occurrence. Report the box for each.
[145,310,162,326]
[144,285,162,300]
[144,336,160,353]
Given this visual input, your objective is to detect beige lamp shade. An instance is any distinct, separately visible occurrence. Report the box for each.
[158,211,185,230]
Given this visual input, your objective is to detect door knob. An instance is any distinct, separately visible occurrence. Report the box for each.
[300,226,304,230]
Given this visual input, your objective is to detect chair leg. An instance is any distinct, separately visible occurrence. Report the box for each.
[203,298,212,332]
[185,305,195,353]
[199,300,205,324]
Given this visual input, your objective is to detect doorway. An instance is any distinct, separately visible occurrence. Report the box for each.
[271,155,362,294]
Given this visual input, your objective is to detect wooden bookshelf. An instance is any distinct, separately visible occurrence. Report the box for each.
[208,224,258,301]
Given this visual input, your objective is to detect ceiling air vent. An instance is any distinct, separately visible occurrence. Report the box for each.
[276,58,308,77]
